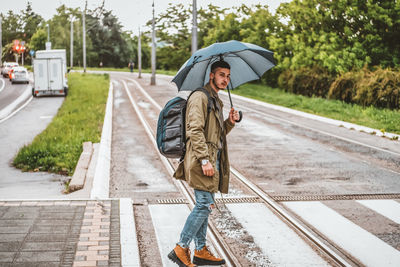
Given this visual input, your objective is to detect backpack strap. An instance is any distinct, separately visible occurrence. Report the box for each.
[187,87,215,116]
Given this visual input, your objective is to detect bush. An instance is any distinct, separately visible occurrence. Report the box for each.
[353,67,400,109]
[328,70,362,103]
[278,66,334,97]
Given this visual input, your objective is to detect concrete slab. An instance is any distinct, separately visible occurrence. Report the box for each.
[69,142,93,192]
[285,201,400,267]
[357,200,400,224]
[227,203,329,266]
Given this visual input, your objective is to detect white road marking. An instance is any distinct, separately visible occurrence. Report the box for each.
[227,203,329,266]
[40,115,53,119]
[285,201,400,267]
[149,204,191,267]
[0,78,5,93]
[120,198,140,267]
[357,200,400,224]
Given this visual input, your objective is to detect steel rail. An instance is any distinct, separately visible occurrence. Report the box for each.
[126,77,359,266]
[230,167,353,267]
[121,80,241,267]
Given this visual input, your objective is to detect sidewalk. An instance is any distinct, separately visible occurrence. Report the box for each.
[0,200,121,267]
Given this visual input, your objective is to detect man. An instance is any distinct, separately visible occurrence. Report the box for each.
[128,60,134,72]
[169,60,239,267]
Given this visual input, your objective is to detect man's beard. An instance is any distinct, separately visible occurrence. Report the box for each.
[212,78,226,90]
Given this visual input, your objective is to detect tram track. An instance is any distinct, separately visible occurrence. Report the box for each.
[119,77,359,266]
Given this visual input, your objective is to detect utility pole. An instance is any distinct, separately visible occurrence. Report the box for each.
[138,26,142,78]
[192,0,198,54]
[82,7,86,73]
[47,24,50,42]
[150,0,156,85]
[70,15,74,69]
[0,16,2,67]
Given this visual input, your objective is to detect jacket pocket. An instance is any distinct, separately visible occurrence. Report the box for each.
[206,142,220,189]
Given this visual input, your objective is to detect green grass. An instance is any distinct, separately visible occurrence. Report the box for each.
[234,83,400,134]
[73,67,177,76]
[13,73,109,175]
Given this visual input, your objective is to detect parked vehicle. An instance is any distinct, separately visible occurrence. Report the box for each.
[33,49,68,97]
[1,62,19,78]
[10,67,29,84]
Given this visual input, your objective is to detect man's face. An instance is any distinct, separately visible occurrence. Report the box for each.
[210,67,230,90]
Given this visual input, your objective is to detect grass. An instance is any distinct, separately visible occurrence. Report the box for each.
[73,66,177,76]
[13,73,109,176]
[234,83,400,134]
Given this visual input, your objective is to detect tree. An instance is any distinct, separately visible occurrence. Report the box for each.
[30,28,47,51]
[20,2,44,42]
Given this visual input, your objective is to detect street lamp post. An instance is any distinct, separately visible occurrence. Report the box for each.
[82,9,86,73]
[0,17,2,67]
[150,0,156,85]
[192,0,198,54]
[138,26,142,78]
[47,24,50,42]
[70,15,74,69]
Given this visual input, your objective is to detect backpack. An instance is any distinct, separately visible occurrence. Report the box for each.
[156,88,214,159]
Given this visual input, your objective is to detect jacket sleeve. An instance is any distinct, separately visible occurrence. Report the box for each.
[224,118,235,135]
[186,92,209,160]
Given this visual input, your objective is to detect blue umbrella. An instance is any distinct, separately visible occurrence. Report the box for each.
[172,40,275,91]
[172,40,275,122]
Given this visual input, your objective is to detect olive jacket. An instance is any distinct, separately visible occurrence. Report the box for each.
[173,83,235,193]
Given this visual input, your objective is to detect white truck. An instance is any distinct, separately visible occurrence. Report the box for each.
[33,49,68,97]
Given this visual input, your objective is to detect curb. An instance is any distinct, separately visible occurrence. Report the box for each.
[120,198,141,267]
[90,81,113,199]
[68,141,93,192]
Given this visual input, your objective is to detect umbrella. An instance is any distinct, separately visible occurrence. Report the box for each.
[172,40,275,122]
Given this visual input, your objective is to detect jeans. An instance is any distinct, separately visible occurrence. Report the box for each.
[178,189,215,250]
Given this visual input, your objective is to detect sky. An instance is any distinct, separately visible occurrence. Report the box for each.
[0,0,289,35]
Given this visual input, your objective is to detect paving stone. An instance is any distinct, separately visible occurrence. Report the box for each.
[15,251,63,262]
[1,211,38,219]
[0,251,16,262]
[21,242,65,251]
[38,212,75,219]
[35,219,74,226]
[0,241,21,251]
[31,225,70,234]
[0,219,34,226]
[10,262,60,267]
[0,225,31,233]
[26,233,69,242]
[0,234,26,242]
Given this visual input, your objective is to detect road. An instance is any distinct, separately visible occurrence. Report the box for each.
[0,76,66,199]
[108,72,400,266]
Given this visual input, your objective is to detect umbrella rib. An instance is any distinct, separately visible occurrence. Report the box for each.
[202,58,213,87]
[231,51,262,79]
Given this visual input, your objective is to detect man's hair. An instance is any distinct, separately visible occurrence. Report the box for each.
[211,60,230,73]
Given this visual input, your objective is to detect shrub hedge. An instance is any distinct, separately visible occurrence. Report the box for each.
[278,66,400,110]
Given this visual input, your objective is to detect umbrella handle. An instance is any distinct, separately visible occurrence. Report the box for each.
[235,110,243,122]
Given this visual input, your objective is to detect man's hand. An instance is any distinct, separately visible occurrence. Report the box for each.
[229,108,239,124]
[202,162,215,177]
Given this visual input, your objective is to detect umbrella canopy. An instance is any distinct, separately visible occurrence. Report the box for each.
[172,40,275,91]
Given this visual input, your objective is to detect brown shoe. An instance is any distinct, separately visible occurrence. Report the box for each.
[193,246,225,266]
[168,244,197,267]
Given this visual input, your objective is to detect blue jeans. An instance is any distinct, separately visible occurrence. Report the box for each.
[178,189,215,250]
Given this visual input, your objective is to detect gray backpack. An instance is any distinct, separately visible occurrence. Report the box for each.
[156,88,214,159]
